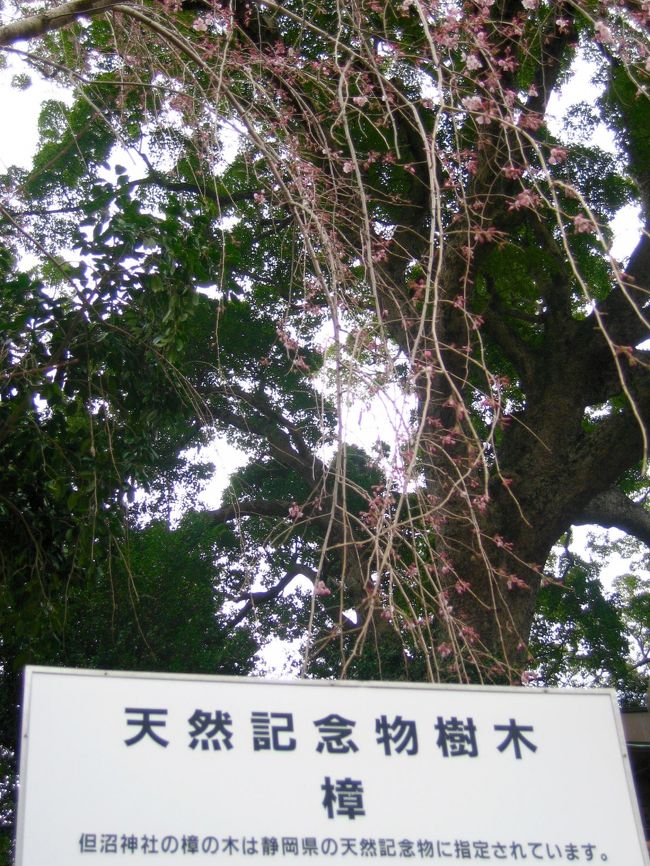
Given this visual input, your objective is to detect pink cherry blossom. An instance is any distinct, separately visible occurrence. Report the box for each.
[464,54,483,71]
[508,189,540,211]
[573,213,596,234]
[462,95,484,112]
[594,21,614,45]
[548,147,567,165]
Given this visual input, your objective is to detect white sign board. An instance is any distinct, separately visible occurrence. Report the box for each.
[16,667,649,865]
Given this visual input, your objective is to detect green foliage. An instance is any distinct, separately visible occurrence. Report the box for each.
[29,92,116,202]
[0,510,258,858]
[54,513,258,674]
[531,543,649,709]
[10,73,30,89]
[604,63,650,196]
[0,233,259,851]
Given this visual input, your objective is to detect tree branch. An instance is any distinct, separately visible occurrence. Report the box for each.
[569,366,650,508]
[482,275,538,387]
[524,11,579,120]
[211,400,318,479]
[0,0,123,46]
[210,384,326,482]
[585,230,650,349]
[227,559,317,628]
[206,499,294,525]
[575,487,650,548]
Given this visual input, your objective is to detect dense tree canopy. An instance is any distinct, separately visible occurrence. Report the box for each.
[1,0,650,849]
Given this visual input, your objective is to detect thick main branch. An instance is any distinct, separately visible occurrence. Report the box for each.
[0,0,123,46]
[575,487,650,547]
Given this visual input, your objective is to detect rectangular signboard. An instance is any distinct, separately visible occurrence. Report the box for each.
[16,667,649,865]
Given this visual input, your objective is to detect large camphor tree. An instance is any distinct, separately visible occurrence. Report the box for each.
[1,0,649,701]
